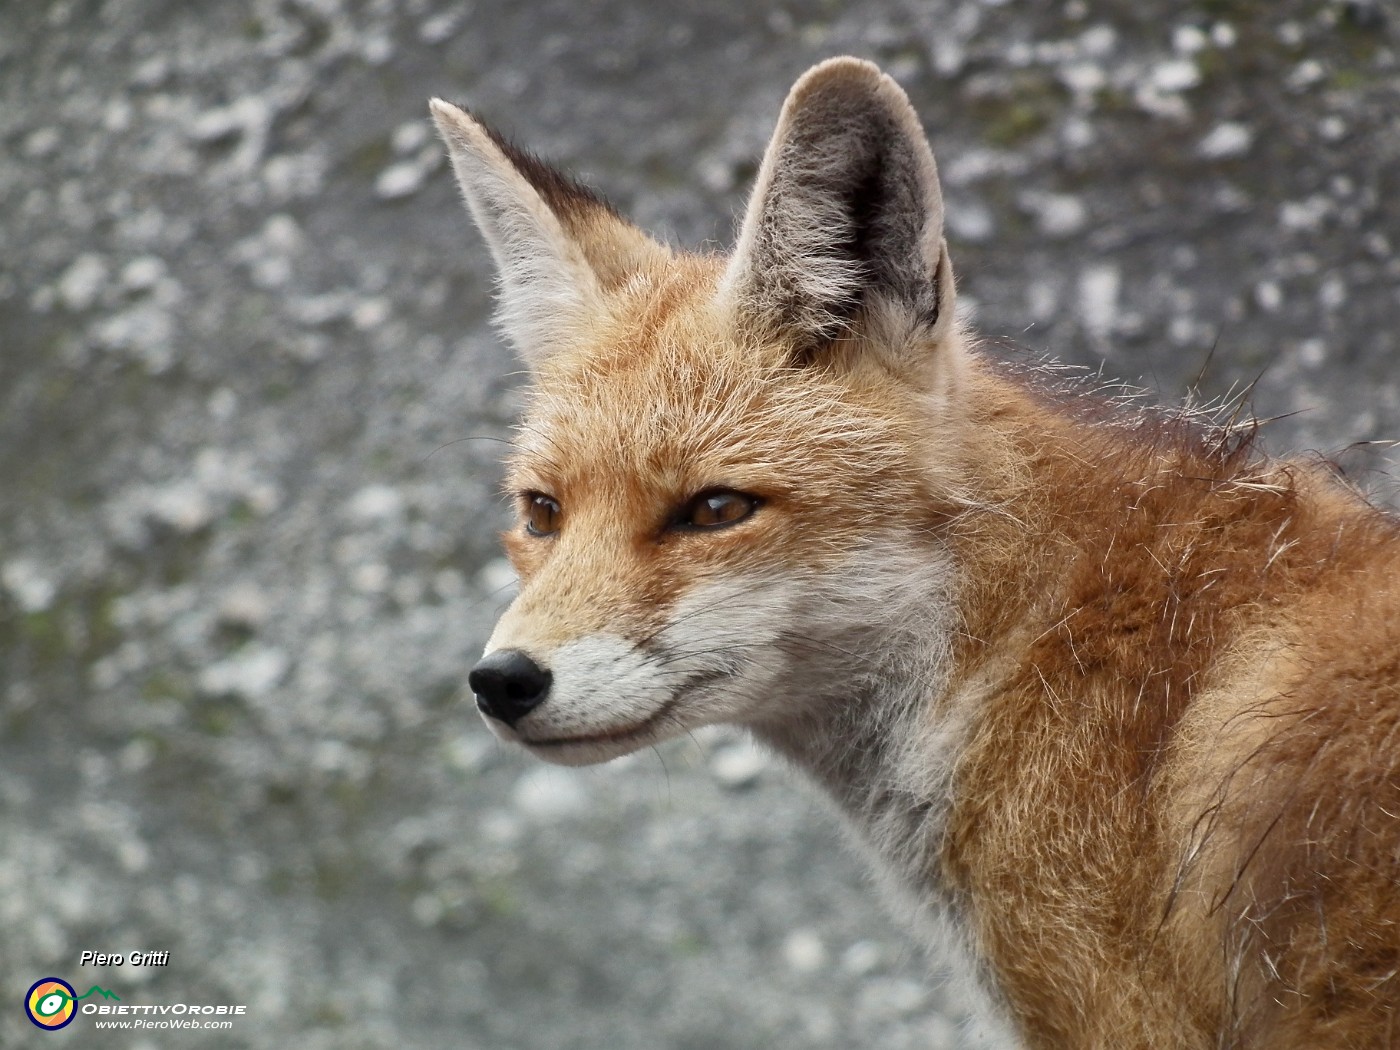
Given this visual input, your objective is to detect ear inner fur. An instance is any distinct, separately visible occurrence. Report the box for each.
[722,57,952,358]
[465,121,672,294]
[429,98,670,363]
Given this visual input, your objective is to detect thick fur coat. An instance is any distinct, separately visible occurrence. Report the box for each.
[430,58,1400,1048]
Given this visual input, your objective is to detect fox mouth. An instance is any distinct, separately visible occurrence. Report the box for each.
[520,667,731,751]
[525,697,680,750]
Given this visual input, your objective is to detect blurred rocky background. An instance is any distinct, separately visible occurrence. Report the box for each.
[1,0,1397,1047]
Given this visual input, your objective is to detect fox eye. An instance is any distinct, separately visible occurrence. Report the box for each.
[681,490,758,530]
[524,493,562,536]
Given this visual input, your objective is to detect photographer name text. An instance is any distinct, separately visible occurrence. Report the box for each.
[79,950,170,967]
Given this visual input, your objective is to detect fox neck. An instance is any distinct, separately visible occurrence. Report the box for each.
[734,372,1105,1044]
[745,538,969,908]
[742,524,1017,1035]
[740,367,1035,887]
[740,363,1133,922]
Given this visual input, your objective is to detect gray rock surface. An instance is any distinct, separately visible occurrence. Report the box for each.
[1,0,1397,1047]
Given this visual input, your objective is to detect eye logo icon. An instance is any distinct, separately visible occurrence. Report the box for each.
[25,978,77,1030]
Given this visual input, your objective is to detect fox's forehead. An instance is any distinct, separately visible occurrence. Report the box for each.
[504,263,757,479]
[502,257,936,505]
[514,342,791,495]
[510,358,934,528]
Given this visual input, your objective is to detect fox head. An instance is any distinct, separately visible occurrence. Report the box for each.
[431,58,974,766]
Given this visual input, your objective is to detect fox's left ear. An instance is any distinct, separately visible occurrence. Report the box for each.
[430,99,669,366]
[723,58,957,363]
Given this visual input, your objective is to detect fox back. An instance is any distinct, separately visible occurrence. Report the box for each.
[430,58,1400,1049]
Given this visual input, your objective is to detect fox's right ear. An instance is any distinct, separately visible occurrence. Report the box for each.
[723,59,957,367]
[429,99,669,366]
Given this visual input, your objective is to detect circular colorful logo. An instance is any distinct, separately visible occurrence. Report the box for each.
[25,978,77,1031]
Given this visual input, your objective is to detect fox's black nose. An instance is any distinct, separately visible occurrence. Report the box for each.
[469,649,552,725]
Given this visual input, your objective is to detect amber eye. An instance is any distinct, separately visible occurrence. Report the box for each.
[524,493,562,536]
[681,490,758,530]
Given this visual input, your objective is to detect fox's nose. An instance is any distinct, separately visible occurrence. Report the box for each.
[468,648,552,725]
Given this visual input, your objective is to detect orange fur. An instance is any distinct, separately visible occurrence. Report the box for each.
[431,59,1400,1048]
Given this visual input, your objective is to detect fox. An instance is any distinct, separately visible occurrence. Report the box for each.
[428,58,1400,1049]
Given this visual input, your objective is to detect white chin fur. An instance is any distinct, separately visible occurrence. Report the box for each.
[479,579,792,762]
[521,731,663,767]
[482,634,692,763]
